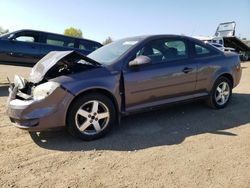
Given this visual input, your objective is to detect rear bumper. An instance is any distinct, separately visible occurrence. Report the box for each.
[7,86,74,131]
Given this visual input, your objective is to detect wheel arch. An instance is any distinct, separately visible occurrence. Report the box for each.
[209,71,234,92]
[65,88,119,125]
[206,73,233,109]
[218,73,234,87]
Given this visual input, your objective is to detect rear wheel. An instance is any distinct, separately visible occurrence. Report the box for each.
[206,77,232,109]
[66,93,116,141]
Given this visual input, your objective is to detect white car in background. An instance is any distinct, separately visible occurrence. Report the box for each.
[193,22,249,61]
[209,43,236,52]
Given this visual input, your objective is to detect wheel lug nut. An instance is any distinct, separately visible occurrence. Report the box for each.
[90,120,93,123]
[95,118,98,121]
[88,114,91,118]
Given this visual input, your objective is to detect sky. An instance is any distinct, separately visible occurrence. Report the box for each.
[0,0,249,42]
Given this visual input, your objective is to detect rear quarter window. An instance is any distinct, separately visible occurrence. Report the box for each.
[194,43,218,57]
[195,44,210,55]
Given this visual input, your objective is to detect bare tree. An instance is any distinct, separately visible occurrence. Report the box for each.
[103,37,113,45]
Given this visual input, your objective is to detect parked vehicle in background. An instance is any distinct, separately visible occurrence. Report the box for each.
[194,21,250,61]
[209,43,224,51]
[7,35,242,140]
[195,36,236,52]
[208,43,236,52]
[0,29,102,65]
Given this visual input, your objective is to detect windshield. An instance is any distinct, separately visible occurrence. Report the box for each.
[87,37,145,65]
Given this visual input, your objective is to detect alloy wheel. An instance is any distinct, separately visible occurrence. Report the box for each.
[215,82,230,106]
[75,100,110,135]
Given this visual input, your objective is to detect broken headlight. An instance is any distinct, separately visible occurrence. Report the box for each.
[33,82,60,101]
[14,75,26,89]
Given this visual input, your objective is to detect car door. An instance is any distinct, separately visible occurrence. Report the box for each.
[2,31,41,64]
[191,42,222,93]
[123,37,197,111]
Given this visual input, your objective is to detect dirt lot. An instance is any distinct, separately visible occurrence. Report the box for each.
[0,62,250,188]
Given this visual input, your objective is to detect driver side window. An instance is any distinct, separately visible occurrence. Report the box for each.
[136,40,165,64]
[136,38,188,64]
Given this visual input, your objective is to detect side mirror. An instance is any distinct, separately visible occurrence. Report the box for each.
[129,55,151,67]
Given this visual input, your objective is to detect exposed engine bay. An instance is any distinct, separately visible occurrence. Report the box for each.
[10,51,101,100]
[45,53,97,79]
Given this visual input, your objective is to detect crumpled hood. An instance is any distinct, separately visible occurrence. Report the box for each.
[29,50,101,84]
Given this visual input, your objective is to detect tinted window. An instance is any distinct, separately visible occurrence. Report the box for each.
[46,34,75,48]
[79,40,102,51]
[165,40,187,56]
[136,38,188,64]
[137,46,163,57]
[195,44,211,55]
[47,38,64,46]
[15,36,35,42]
[67,42,75,48]
[13,32,39,43]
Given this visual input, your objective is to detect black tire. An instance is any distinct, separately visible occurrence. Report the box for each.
[66,93,116,141]
[206,77,232,109]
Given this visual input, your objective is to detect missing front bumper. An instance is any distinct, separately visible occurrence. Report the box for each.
[7,85,74,131]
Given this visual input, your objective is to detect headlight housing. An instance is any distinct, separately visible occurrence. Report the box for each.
[14,75,26,89]
[33,82,60,101]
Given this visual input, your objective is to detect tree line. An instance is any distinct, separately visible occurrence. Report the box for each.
[64,27,113,45]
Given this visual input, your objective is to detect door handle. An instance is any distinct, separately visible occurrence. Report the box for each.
[182,67,193,73]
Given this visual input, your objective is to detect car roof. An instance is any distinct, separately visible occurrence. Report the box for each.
[9,29,102,44]
[121,34,199,42]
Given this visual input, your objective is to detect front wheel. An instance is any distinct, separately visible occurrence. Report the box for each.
[66,93,116,141]
[206,77,232,109]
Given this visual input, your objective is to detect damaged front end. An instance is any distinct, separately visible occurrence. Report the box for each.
[7,51,100,131]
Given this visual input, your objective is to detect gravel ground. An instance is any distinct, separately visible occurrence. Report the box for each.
[0,62,250,188]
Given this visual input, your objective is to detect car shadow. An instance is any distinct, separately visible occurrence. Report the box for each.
[30,93,250,151]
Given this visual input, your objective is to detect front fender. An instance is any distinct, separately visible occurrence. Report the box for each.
[52,69,122,123]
